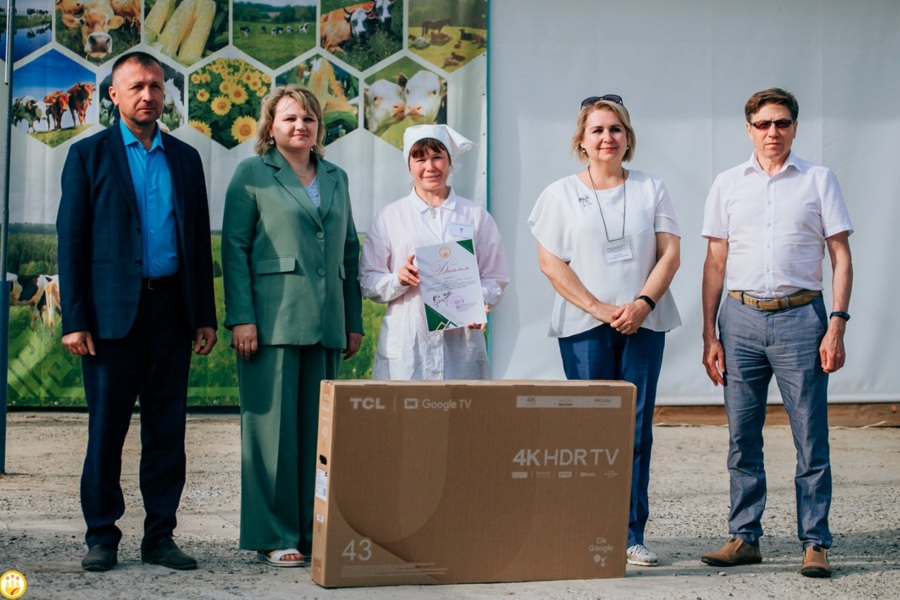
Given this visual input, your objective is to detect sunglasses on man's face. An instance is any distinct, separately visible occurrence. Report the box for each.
[749,119,794,131]
[581,94,624,108]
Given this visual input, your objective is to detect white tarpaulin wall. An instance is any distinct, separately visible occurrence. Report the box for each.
[488,0,900,403]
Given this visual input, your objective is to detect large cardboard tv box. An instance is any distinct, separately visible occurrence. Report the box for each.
[311,380,635,588]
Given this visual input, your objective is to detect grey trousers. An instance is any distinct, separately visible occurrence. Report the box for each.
[719,295,832,549]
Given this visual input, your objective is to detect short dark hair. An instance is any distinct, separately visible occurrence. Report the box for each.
[111,51,163,83]
[744,88,799,122]
[407,137,451,167]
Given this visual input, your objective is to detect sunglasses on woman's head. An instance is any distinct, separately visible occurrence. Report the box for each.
[581,94,624,108]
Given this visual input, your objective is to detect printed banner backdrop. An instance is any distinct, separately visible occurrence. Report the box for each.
[1,0,488,406]
[489,0,900,404]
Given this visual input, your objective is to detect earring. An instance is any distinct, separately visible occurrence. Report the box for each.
[581,147,587,153]
[268,137,275,145]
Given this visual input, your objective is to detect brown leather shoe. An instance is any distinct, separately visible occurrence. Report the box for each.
[701,538,762,566]
[800,545,832,578]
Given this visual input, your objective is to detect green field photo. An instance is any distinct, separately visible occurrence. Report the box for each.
[233,1,317,70]
[5,228,385,407]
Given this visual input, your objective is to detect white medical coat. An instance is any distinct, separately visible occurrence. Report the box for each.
[360,189,510,380]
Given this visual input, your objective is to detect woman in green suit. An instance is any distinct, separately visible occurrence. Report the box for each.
[222,85,363,567]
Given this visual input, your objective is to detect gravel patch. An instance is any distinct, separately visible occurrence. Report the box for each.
[1,413,897,599]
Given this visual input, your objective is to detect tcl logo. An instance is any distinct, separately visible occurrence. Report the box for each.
[349,397,385,410]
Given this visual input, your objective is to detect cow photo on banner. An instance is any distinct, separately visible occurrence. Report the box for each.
[55,0,141,63]
[2,0,488,407]
[363,55,446,147]
[11,49,96,146]
[319,0,402,70]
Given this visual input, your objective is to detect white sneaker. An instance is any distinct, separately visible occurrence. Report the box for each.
[626,543,659,566]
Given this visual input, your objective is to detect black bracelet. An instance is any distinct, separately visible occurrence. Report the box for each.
[830,311,850,321]
[638,295,656,311]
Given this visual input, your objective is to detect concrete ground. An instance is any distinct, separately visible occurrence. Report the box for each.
[0,412,897,599]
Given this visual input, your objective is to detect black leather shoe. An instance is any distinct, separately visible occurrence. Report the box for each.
[82,544,118,571]
[141,536,198,570]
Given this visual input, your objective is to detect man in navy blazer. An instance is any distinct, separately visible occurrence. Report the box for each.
[56,51,218,572]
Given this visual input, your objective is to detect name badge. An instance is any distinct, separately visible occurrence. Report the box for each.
[604,235,635,264]
[449,223,474,238]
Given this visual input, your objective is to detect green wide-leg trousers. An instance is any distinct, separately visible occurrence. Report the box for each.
[237,344,340,555]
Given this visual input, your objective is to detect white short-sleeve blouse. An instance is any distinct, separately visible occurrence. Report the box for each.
[528,171,682,338]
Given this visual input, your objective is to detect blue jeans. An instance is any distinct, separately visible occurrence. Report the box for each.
[559,324,665,548]
[719,295,832,549]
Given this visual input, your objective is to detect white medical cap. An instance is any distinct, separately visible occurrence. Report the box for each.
[402,124,474,169]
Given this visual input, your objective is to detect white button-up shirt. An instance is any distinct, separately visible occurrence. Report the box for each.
[702,152,854,297]
[360,189,510,380]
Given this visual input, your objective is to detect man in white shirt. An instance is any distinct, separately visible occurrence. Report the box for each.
[699,88,853,578]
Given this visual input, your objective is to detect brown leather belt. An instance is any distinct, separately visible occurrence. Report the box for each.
[728,289,821,312]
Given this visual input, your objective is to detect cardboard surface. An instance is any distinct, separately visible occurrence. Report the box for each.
[311,380,636,588]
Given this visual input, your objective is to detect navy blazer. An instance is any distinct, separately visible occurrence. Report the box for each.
[57,125,217,340]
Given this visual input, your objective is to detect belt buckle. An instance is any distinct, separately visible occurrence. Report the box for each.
[146,277,164,291]
[771,298,787,311]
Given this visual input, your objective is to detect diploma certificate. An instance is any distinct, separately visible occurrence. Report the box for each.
[416,239,486,332]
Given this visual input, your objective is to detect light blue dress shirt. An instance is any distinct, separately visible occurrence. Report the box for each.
[305,176,320,208]
[120,120,179,278]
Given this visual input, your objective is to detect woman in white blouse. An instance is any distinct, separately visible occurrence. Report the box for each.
[360,124,510,380]
[528,95,681,568]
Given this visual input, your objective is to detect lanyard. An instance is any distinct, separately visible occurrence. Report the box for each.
[587,165,627,242]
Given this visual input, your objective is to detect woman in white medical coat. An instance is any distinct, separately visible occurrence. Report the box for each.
[359,124,510,380]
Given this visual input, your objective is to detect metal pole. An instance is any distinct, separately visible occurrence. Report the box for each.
[0,286,7,473]
[1,0,19,473]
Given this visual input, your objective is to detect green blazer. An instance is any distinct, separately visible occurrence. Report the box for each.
[221,149,363,348]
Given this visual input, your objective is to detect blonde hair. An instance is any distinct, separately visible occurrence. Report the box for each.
[570,100,636,163]
[254,85,325,157]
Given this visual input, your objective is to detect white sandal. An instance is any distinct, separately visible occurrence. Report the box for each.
[256,548,305,567]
